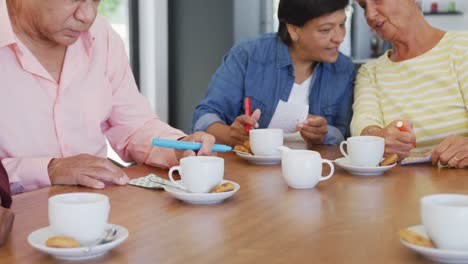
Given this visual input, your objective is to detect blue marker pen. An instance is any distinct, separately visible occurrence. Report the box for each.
[152,138,233,152]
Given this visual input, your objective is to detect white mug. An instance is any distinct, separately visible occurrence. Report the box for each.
[339,136,384,167]
[169,156,224,193]
[48,193,110,245]
[250,128,283,156]
[421,194,468,250]
[280,149,334,189]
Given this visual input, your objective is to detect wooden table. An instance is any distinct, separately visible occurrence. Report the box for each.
[0,146,466,263]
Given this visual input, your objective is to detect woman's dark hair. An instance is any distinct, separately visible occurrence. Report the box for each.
[278,0,349,45]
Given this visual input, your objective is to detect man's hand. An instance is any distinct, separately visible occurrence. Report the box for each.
[48,154,129,189]
[177,131,217,159]
[298,115,328,145]
[431,135,468,168]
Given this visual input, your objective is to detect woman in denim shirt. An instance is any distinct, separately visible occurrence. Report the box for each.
[192,0,355,147]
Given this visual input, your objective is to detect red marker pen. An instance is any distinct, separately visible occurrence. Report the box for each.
[244,97,252,132]
[396,121,416,147]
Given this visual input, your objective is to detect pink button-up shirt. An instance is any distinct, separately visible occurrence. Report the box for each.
[0,1,186,193]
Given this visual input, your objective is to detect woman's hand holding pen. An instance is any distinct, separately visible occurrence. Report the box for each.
[228,109,261,146]
[206,109,261,147]
[362,120,416,159]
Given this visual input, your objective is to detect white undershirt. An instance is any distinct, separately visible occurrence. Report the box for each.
[266,73,313,134]
[287,74,313,105]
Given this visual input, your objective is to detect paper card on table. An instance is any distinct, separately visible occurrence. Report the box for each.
[268,100,309,133]
[128,173,163,189]
[400,152,432,165]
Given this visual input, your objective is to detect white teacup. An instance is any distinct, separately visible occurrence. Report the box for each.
[169,156,224,193]
[339,136,384,167]
[250,128,283,156]
[421,194,468,250]
[48,193,110,245]
[280,148,334,189]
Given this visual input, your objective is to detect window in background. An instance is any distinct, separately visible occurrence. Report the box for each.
[273,0,279,31]
[99,0,130,57]
[99,0,133,167]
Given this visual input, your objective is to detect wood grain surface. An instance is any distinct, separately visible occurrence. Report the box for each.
[0,146,465,264]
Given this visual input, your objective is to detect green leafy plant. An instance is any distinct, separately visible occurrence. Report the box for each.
[98,0,122,17]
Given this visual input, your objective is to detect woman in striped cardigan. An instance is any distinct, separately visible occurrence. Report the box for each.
[351,0,468,168]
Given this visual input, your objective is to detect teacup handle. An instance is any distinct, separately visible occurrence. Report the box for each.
[319,159,334,181]
[168,166,187,190]
[339,141,349,158]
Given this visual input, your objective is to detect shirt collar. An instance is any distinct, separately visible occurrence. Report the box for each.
[0,0,17,49]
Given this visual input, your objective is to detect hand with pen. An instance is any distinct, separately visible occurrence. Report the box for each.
[225,109,261,147]
[361,120,416,160]
[205,110,261,147]
[175,131,216,159]
[206,98,261,147]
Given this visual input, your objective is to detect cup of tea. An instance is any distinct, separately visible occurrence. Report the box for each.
[339,136,384,167]
[48,193,110,245]
[249,128,283,156]
[421,194,468,250]
[280,148,334,189]
[169,156,224,193]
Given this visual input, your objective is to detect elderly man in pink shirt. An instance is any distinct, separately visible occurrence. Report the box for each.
[0,0,215,194]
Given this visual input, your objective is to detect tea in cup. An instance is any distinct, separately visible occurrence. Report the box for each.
[339,136,384,167]
[249,128,283,156]
[421,194,468,250]
[169,156,224,193]
[48,193,110,245]
[279,148,334,189]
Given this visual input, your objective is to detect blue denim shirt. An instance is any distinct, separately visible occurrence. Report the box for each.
[192,33,355,145]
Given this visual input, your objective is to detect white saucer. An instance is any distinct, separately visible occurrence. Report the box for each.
[27,224,128,261]
[163,180,240,205]
[334,157,396,176]
[235,151,281,165]
[401,225,468,264]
